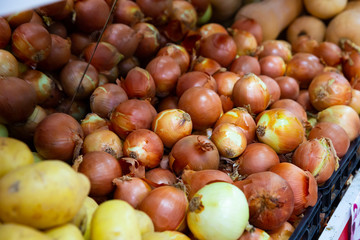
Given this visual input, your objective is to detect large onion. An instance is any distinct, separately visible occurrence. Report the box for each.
[270,99,308,126]
[121,67,156,100]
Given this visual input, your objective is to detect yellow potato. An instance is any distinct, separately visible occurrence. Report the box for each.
[135,210,154,235]
[142,231,191,240]
[45,223,84,240]
[0,124,8,137]
[0,160,90,229]
[90,199,141,240]
[0,223,52,240]
[0,137,34,178]
[71,196,98,240]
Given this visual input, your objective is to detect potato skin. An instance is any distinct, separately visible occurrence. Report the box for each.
[0,160,90,229]
[0,223,53,240]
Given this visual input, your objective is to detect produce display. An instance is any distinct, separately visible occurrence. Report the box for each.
[1,0,360,239]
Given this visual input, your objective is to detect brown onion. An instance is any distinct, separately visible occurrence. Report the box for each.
[145,168,177,186]
[259,55,286,78]
[157,95,178,112]
[80,113,110,136]
[156,43,190,74]
[308,122,350,158]
[267,222,295,240]
[270,99,308,126]
[133,22,161,59]
[314,41,342,67]
[74,0,110,33]
[34,113,84,161]
[136,0,173,25]
[47,22,67,38]
[192,57,222,76]
[235,143,280,177]
[275,76,300,100]
[231,15,263,45]
[36,0,67,18]
[258,75,281,105]
[213,71,241,112]
[0,49,19,77]
[176,71,217,97]
[119,157,146,178]
[342,40,360,84]
[138,186,188,232]
[0,17,11,49]
[113,0,144,26]
[178,87,222,130]
[293,138,339,185]
[230,55,261,76]
[297,90,316,112]
[350,89,360,114]
[113,176,151,208]
[291,35,318,54]
[259,40,292,63]
[234,171,294,230]
[75,151,122,196]
[6,10,33,28]
[169,135,219,175]
[121,67,156,100]
[118,56,141,78]
[239,227,271,240]
[232,29,258,56]
[56,99,88,121]
[198,23,227,39]
[70,32,93,56]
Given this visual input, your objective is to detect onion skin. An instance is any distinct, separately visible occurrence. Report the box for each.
[22,69,55,105]
[145,168,177,186]
[234,171,295,230]
[231,16,263,45]
[267,222,295,240]
[192,57,222,76]
[34,113,84,162]
[350,89,360,114]
[0,17,11,49]
[121,67,156,100]
[314,41,342,67]
[259,40,292,63]
[176,71,217,97]
[270,99,308,126]
[0,49,18,77]
[238,227,272,240]
[136,0,173,26]
[139,186,188,232]
[230,55,261,76]
[259,75,281,105]
[80,113,110,136]
[270,162,318,216]
[275,76,300,100]
[256,108,305,154]
[133,22,161,59]
[156,43,190,74]
[113,0,144,26]
[259,55,286,78]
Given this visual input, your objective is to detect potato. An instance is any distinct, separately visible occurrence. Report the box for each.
[71,196,98,240]
[142,231,191,240]
[45,223,84,240]
[134,210,154,235]
[0,160,90,229]
[0,223,52,240]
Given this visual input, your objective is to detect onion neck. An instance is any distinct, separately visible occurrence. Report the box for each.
[196,136,214,152]
[189,196,204,213]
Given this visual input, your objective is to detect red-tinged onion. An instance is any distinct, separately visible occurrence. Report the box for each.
[157,96,178,112]
[90,83,128,119]
[235,142,280,177]
[151,109,192,148]
[270,162,318,216]
[256,108,305,154]
[239,227,272,240]
[0,49,19,77]
[120,67,156,100]
[199,33,237,67]
[47,22,67,39]
[74,151,122,196]
[258,40,292,63]
[36,0,67,18]
[113,176,151,208]
[56,99,89,121]
[297,90,316,112]
[259,55,286,78]
[182,169,233,199]
[234,171,294,230]
[101,23,142,59]
[308,122,350,158]
[0,76,36,124]
[350,89,360,114]
[82,129,123,159]
[119,157,146,178]
[230,55,261,76]
[6,10,33,28]
[123,129,164,169]
[270,99,308,126]
[231,15,263,45]
[114,0,144,26]
[74,0,110,33]
[138,186,188,231]
[267,222,295,240]
[192,57,222,76]
[110,99,157,139]
[214,107,256,144]
[81,113,110,137]
[231,29,258,56]
[29,11,45,26]
[176,71,217,97]
[146,56,181,97]
[314,41,342,67]
[211,123,247,158]
[136,0,173,26]
[232,73,270,115]
[308,71,352,111]
[286,53,324,89]
[157,43,190,74]
[0,17,11,48]
[342,40,360,84]
[259,75,281,105]
[83,42,124,72]
[317,105,360,141]
[145,168,177,186]
[178,87,222,130]
[37,34,71,71]
[133,22,161,59]
[213,71,241,112]
[70,32,93,56]
[169,135,220,175]
[292,138,339,185]
[118,56,141,78]
[98,74,110,86]
[198,23,228,39]
[34,113,84,161]
[291,35,318,54]
[51,0,74,20]
[11,22,51,66]
[275,76,300,100]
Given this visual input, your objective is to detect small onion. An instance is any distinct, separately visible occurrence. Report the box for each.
[230,55,261,77]
[176,71,217,97]
[145,168,177,186]
[0,49,18,77]
[259,55,286,78]
[258,75,281,105]
[121,67,156,100]
[349,89,360,114]
[156,43,190,74]
[6,10,33,28]
[232,29,258,56]
[270,99,308,126]
[198,23,227,39]
[231,15,263,44]
[213,71,241,112]
[133,22,161,59]
[239,227,272,240]
[80,113,110,136]
[192,57,222,76]
[275,76,300,100]
[74,0,110,33]
[314,41,342,67]
[0,17,11,49]
[267,222,295,240]
[136,0,173,25]
[258,40,292,63]
[113,0,144,26]
[291,35,318,54]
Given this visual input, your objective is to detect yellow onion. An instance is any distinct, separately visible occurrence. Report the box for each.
[267,222,295,240]
[349,89,360,114]
[0,49,18,77]
[80,113,110,137]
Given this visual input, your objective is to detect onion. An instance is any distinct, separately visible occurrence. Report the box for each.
[123,129,164,169]
[145,168,177,186]
[258,75,281,105]
[6,10,33,28]
[36,0,67,18]
[0,49,19,77]
[56,99,88,122]
[113,0,144,26]
[270,99,308,126]
[113,176,151,208]
[230,55,261,76]
[213,71,241,112]
[314,41,342,67]
[256,108,305,154]
[0,17,11,48]
[342,40,360,84]
[151,109,192,148]
[142,231,190,240]
[47,22,67,38]
[292,138,339,185]
[34,113,84,162]
[192,57,222,76]
[259,55,286,78]
[82,129,123,159]
[231,15,263,45]
[133,22,161,59]
[90,83,128,119]
[317,105,360,141]
[121,67,156,100]
[157,95,178,112]
[232,73,270,115]
[350,89,360,114]
[187,182,249,239]
[198,23,227,39]
[235,142,280,177]
[74,0,110,33]
[156,43,190,74]
[139,186,188,231]
[74,151,122,197]
[136,0,173,26]
[169,135,220,175]
[270,162,318,216]
[80,113,110,136]
[0,76,36,124]
[259,40,292,63]
[275,76,300,100]
[146,56,181,97]
[267,222,295,240]
[231,29,258,56]
[239,226,272,240]
[70,32,93,56]
[234,171,294,230]
[176,71,217,97]
[291,35,318,54]
[11,22,51,66]
[308,71,352,111]
[110,99,157,139]
[297,90,316,113]
[119,157,146,178]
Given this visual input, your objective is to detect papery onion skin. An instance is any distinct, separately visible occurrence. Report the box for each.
[80,113,110,137]
[267,222,295,240]
[156,43,190,74]
[121,67,156,100]
[139,186,188,232]
[270,162,318,216]
[256,108,305,154]
[198,23,228,39]
[314,41,342,67]
[213,71,241,112]
[234,171,295,230]
[270,99,308,126]
[259,40,292,63]
[235,142,280,177]
[151,109,193,148]
[192,57,222,76]
[136,0,173,26]
[22,69,55,105]
[232,29,258,56]
[133,22,161,59]
[145,168,177,186]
